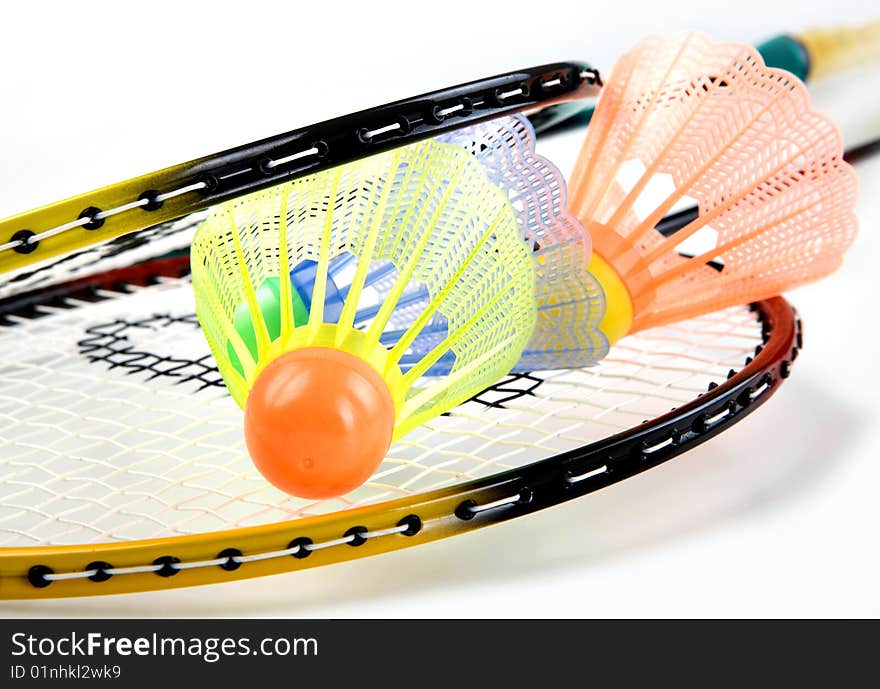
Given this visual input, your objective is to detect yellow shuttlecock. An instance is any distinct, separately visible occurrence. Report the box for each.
[192,140,537,498]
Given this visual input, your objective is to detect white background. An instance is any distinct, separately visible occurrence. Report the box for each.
[1,0,878,618]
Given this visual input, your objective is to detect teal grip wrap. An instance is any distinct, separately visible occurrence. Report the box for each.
[756,34,811,81]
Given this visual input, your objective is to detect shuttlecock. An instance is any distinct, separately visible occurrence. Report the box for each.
[235,115,608,375]
[192,138,538,498]
[437,115,608,369]
[568,32,859,342]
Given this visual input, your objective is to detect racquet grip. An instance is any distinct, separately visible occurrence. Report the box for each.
[799,19,880,80]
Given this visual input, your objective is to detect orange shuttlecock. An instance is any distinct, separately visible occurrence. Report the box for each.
[569,32,859,342]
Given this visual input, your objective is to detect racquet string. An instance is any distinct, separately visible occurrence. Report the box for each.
[0,268,762,549]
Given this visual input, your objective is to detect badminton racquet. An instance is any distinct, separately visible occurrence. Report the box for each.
[0,37,857,599]
[0,249,798,598]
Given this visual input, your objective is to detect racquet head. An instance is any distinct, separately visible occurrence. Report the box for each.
[0,243,799,599]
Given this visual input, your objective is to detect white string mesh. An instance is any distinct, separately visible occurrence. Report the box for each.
[0,272,762,548]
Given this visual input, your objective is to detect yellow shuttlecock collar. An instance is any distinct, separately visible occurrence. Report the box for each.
[588,253,633,346]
